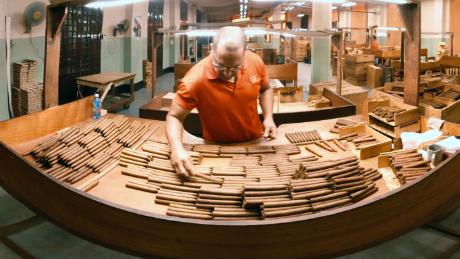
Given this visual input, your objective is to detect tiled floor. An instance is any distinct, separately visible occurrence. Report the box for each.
[1,68,460,258]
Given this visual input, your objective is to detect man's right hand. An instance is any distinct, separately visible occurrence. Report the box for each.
[171,147,195,179]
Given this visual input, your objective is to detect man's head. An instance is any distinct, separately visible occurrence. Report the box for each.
[211,26,246,81]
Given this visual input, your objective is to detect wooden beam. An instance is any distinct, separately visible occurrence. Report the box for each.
[43,5,67,108]
[332,33,344,96]
[398,3,421,106]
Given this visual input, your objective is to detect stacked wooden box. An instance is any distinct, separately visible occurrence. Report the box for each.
[12,60,43,117]
[291,37,309,62]
[279,40,292,62]
[143,60,152,88]
[344,54,375,86]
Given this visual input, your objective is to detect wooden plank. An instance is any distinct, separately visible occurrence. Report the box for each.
[43,5,67,108]
[399,3,421,106]
[0,96,93,146]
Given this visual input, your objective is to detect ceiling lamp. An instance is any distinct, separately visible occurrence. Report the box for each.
[297,13,305,17]
[341,2,356,7]
[86,0,146,8]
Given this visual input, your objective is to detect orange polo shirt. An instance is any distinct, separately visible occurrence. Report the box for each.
[175,51,269,142]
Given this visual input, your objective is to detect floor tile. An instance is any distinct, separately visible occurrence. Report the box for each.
[8,222,139,259]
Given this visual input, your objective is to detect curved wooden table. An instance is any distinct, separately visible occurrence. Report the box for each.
[0,97,459,258]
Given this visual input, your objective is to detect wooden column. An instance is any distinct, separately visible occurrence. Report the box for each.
[150,32,163,98]
[43,5,67,108]
[398,3,421,106]
[332,33,343,96]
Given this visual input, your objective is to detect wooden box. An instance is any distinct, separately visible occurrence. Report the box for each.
[374,49,400,59]
[368,98,420,139]
[344,54,375,63]
[367,65,383,89]
[338,124,392,159]
[421,84,460,123]
[279,87,303,103]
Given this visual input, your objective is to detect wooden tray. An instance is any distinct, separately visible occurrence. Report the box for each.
[338,124,392,160]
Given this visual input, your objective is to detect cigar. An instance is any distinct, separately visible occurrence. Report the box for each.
[312,197,352,211]
[304,146,322,157]
[262,206,312,218]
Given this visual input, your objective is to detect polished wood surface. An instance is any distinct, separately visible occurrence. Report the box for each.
[0,96,93,146]
[76,72,136,86]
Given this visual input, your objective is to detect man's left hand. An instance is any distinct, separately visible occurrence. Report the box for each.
[263,118,277,139]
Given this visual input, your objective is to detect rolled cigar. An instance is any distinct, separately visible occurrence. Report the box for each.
[363,173,382,182]
[196,197,242,205]
[334,176,364,184]
[391,152,421,160]
[332,139,347,151]
[304,146,322,157]
[166,209,212,220]
[160,183,199,193]
[323,140,337,152]
[183,182,222,189]
[334,180,366,189]
[336,184,368,193]
[199,193,242,200]
[262,206,312,218]
[192,173,224,184]
[402,160,429,169]
[167,207,212,216]
[212,210,259,217]
[158,189,197,199]
[290,182,331,192]
[292,189,333,200]
[352,186,378,202]
[338,133,357,140]
[313,141,333,152]
[122,169,149,179]
[312,197,352,211]
[310,191,348,203]
[126,181,159,193]
[213,217,260,220]
[148,176,182,185]
[156,194,196,203]
[398,167,431,172]
[200,187,243,196]
[353,137,376,144]
[196,203,242,209]
[262,199,309,208]
[83,181,99,192]
[244,184,288,191]
[244,189,289,197]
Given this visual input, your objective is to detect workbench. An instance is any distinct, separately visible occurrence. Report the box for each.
[76,72,136,112]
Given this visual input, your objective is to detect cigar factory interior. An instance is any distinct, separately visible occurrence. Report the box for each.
[2,0,460,258]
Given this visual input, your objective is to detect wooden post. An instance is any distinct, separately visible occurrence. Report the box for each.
[398,3,421,106]
[332,33,344,96]
[43,5,67,108]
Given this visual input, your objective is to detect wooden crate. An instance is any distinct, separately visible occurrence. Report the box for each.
[338,124,392,159]
[368,98,419,126]
[344,54,375,63]
[367,65,383,89]
[368,97,420,139]
[421,84,460,123]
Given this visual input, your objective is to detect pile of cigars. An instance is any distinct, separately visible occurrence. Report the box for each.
[372,106,406,123]
[28,116,155,185]
[120,140,381,220]
[386,149,431,185]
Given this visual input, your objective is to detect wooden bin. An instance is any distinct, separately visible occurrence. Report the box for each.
[338,124,392,160]
[368,98,420,139]
[421,84,460,123]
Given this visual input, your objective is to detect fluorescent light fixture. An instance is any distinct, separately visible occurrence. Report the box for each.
[244,29,267,36]
[376,32,388,37]
[332,6,337,9]
[177,30,217,37]
[378,0,407,3]
[376,26,405,31]
[297,13,305,17]
[86,0,146,8]
[341,2,356,7]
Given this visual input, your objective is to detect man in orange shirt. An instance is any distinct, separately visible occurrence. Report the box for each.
[166,26,277,178]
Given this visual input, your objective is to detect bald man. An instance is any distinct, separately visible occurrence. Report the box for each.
[166,26,277,178]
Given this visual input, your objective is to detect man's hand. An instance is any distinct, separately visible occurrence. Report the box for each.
[171,147,195,179]
[263,117,277,139]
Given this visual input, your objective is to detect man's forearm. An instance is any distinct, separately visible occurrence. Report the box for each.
[259,87,274,119]
[166,114,185,152]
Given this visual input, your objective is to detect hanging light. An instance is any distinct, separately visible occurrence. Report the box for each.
[86,0,147,8]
